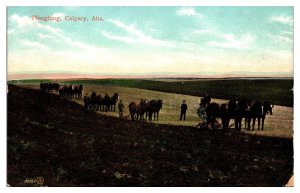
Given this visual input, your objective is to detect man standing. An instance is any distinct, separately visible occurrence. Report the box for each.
[118,100,125,119]
[197,98,208,122]
[180,100,188,121]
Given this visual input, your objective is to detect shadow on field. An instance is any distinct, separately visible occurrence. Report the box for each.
[7,85,293,186]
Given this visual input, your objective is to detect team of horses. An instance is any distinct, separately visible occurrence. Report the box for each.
[40,82,83,99]
[40,82,273,131]
[129,99,163,121]
[204,96,274,131]
[83,92,119,112]
[40,82,60,92]
[59,85,83,99]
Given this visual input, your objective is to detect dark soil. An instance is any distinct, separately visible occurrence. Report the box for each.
[7,85,293,187]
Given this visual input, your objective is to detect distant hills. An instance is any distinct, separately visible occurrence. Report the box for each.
[7,71,293,81]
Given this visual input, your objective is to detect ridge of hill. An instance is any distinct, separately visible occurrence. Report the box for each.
[7,85,293,186]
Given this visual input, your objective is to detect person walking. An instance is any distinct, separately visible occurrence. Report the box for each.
[180,100,188,121]
[118,100,125,119]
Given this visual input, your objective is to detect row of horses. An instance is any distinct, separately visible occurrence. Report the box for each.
[83,92,119,112]
[59,85,83,99]
[129,99,163,121]
[40,82,84,99]
[40,83,273,130]
[40,82,60,92]
[204,96,274,131]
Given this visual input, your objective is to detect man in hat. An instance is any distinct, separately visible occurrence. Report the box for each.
[180,100,188,121]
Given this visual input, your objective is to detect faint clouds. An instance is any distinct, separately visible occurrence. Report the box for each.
[269,14,293,26]
[8,29,15,34]
[268,34,293,43]
[208,33,255,49]
[281,30,293,35]
[10,14,34,28]
[38,33,53,39]
[193,29,213,35]
[101,19,176,48]
[9,14,61,35]
[20,39,50,50]
[176,7,203,18]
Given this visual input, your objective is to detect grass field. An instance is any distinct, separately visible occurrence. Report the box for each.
[9,78,294,107]
[20,84,293,139]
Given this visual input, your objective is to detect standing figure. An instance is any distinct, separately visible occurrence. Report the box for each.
[118,100,125,119]
[83,93,90,110]
[180,100,188,121]
[197,99,208,122]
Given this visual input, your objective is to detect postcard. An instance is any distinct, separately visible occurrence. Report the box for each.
[7,6,294,187]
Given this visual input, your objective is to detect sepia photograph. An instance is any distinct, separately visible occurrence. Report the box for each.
[6,6,294,187]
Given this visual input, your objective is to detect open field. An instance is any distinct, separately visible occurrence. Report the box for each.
[9,78,294,107]
[7,85,294,186]
[19,84,293,139]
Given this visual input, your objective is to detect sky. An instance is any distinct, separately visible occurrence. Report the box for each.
[7,6,294,79]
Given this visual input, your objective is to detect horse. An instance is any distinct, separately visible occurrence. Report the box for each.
[205,102,220,129]
[238,99,252,130]
[103,93,110,112]
[66,85,73,98]
[262,101,274,129]
[129,101,146,121]
[250,101,262,130]
[40,82,60,92]
[88,92,98,110]
[96,94,103,111]
[50,83,60,92]
[59,85,67,98]
[219,103,230,130]
[110,93,119,112]
[250,101,274,130]
[152,100,163,121]
[145,100,155,121]
[227,98,243,131]
[73,85,83,99]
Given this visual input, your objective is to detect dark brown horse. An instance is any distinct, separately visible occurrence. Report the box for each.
[152,100,163,121]
[250,101,273,130]
[238,99,252,130]
[129,101,146,121]
[205,102,220,129]
[219,103,230,130]
[103,93,110,112]
[109,93,119,112]
[129,99,163,121]
[40,82,60,92]
[227,98,241,131]
[73,85,83,99]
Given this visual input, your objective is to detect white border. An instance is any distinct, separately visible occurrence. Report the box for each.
[1,1,299,193]
[0,0,7,191]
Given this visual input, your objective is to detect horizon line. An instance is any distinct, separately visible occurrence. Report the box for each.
[7,72,294,81]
